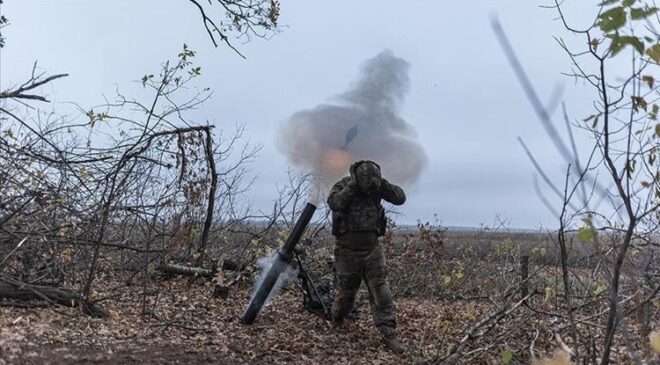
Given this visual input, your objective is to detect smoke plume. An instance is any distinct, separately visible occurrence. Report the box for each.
[250,251,298,306]
[278,50,427,194]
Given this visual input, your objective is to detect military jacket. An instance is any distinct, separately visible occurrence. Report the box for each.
[327,177,406,237]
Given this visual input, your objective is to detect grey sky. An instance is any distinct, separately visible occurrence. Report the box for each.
[2,0,616,228]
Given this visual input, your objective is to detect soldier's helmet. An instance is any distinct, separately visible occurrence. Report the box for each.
[350,160,382,193]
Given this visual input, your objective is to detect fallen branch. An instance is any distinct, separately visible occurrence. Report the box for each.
[157,263,214,278]
[0,278,107,317]
[156,260,245,278]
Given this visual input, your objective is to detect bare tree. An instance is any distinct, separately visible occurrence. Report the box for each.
[0,43,260,316]
[493,1,660,363]
[187,0,280,57]
[0,0,279,315]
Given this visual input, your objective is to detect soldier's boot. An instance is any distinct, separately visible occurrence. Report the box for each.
[380,328,407,354]
[332,312,361,331]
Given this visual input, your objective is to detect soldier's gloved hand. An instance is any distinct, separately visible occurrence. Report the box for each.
[379,178,390,189]
[347,178,359,192]
[377,178,393,197]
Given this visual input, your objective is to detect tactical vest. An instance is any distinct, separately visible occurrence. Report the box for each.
[332,193,386,237]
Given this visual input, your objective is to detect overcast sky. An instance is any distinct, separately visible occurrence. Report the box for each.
[2,0,618,228]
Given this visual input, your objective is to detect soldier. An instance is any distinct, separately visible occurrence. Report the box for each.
[327,160,407,353]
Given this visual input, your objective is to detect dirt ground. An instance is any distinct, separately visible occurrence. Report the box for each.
[10,344,233,365]
[0,276,497,365]
[0,275,656,364]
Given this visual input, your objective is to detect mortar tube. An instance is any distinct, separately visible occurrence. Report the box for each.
[240,202,317,325]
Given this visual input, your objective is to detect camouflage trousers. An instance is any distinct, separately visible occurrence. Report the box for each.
[332,234,396,333]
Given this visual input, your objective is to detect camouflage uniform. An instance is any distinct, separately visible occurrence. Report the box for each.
[327,160,405,341]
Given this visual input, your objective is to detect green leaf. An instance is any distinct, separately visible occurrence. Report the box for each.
[593,284,607,296]
[501,350,514,364]
[646,44,660,62]
[650,104,659,120]
[608,34,644,56]
[598,7,627,32]
[577,218,597,243]
[545,287,556,300]
[577,227,596,242]
[625,36,644,54]
[599,0,621,5]
[442,275,451,285]
[622,0,636,6]
[655,123,660,137]
[630,6,658,19]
